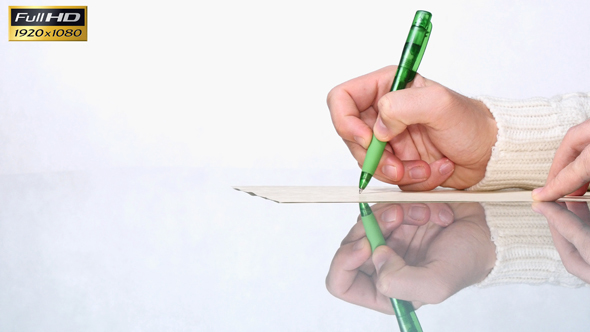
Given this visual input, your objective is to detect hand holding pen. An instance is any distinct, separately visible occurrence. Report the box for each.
[327,67,497,191]
[326,202,496,313]
[327,10,497,191]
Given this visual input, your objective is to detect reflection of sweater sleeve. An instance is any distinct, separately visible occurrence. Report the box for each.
[469,93,590,191]
[478,202,587,288]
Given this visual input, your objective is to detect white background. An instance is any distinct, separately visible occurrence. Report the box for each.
[2,2,590,331]
[1,0,590,176]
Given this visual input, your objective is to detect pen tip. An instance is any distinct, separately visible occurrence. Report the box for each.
[359,188,363,194]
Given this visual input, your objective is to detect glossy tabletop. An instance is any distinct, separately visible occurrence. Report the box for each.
[1,168,589,331]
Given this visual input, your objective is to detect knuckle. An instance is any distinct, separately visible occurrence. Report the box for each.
[333,122,346,137]
[582,148,590,178]
[377,95,392,117]
[564,125,578,140]
[324,276,339,296]
[326,86,340,107]
[375,270,393,296]
[428,84,452,104]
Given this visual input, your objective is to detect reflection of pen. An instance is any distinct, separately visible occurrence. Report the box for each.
[359,10,433,193]
[359,202,423,332]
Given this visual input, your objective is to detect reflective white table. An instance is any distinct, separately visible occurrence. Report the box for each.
[1,168,588,331]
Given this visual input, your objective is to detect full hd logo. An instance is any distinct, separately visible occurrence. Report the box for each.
[9,6,87,41]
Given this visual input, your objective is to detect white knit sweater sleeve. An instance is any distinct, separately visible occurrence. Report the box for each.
[478,202,587,288]
[469,93,590,191]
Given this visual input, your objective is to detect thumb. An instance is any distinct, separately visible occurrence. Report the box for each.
[372,245,449,304]
[373,83,448,142]
[372,245,409,298]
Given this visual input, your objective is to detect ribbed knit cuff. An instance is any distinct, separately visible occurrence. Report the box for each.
[477,202,586,288]
[469,93,590,191]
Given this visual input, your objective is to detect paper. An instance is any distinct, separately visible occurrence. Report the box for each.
[233,186,590,203]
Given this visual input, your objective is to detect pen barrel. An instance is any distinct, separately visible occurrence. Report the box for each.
[359,203,386,250]
[391,11,432,91]
[358,10,431,190]
[391,60,417,91]
[392,298,423,332]
[359,203,423,332]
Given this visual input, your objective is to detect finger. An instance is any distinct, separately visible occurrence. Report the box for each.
[326,238,395,314]
[326,237,373,296]
[346,140,408,183]
[375,158,432,185]
[346,139,407,183]
[534,202,590,260]
[377,203,453,227]
[569,183,590,197]
[344,139,368,167]
[400,203,431,225]
[372,204,405,231]
[421,203,455,227]
[353,147,437,185]
[389,128,421,160]
[327,66,398,149]
[346,205,405,245]
[372,245,451,304]
[401,221,430,266]
[350,141,451,188]
[546,221,590,284]
[533,202,590,259]
[340,217,368,245]
[399,158,455,192]
[546,122,590,182]
[565,202,590,225]
[338,219,378,276]
[386,224,419,258]
[532,146,590,201]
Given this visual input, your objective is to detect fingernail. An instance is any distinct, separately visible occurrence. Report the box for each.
[438,209,453,225]
[383,165,399,181]
[532,187,543,198]
[531,202,542,214]
[374,117,389,137]
[439,160,454,176]
[381,206,398,223]
[354,136,367,149]
[409,205,428,221]
[353,238,367,251]
[409,166,427,180]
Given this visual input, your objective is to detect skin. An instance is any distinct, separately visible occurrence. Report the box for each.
[532,201,590,282]
[325,203,495,314]
[328,66,589,200]
[327,66,498,191]
[532,120,590,201]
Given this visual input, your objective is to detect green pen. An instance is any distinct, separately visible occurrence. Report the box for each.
[359,202,423,332]
[359,10,433,193]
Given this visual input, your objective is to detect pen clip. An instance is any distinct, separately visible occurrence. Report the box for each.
[412,21,432,73]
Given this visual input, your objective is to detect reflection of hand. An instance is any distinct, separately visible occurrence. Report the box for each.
[326,203,496,314]
[327,66,497,190]
[533,202,590,283]
[533,120,590,201]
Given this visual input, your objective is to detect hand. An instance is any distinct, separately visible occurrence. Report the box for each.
[533,120,590,201]
[325,202,496,314]
[533,201,590,283]
[327,66,497,190]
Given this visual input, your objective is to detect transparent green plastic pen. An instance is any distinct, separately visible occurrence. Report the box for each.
[359,203,423,332]
[359,10,432,193]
